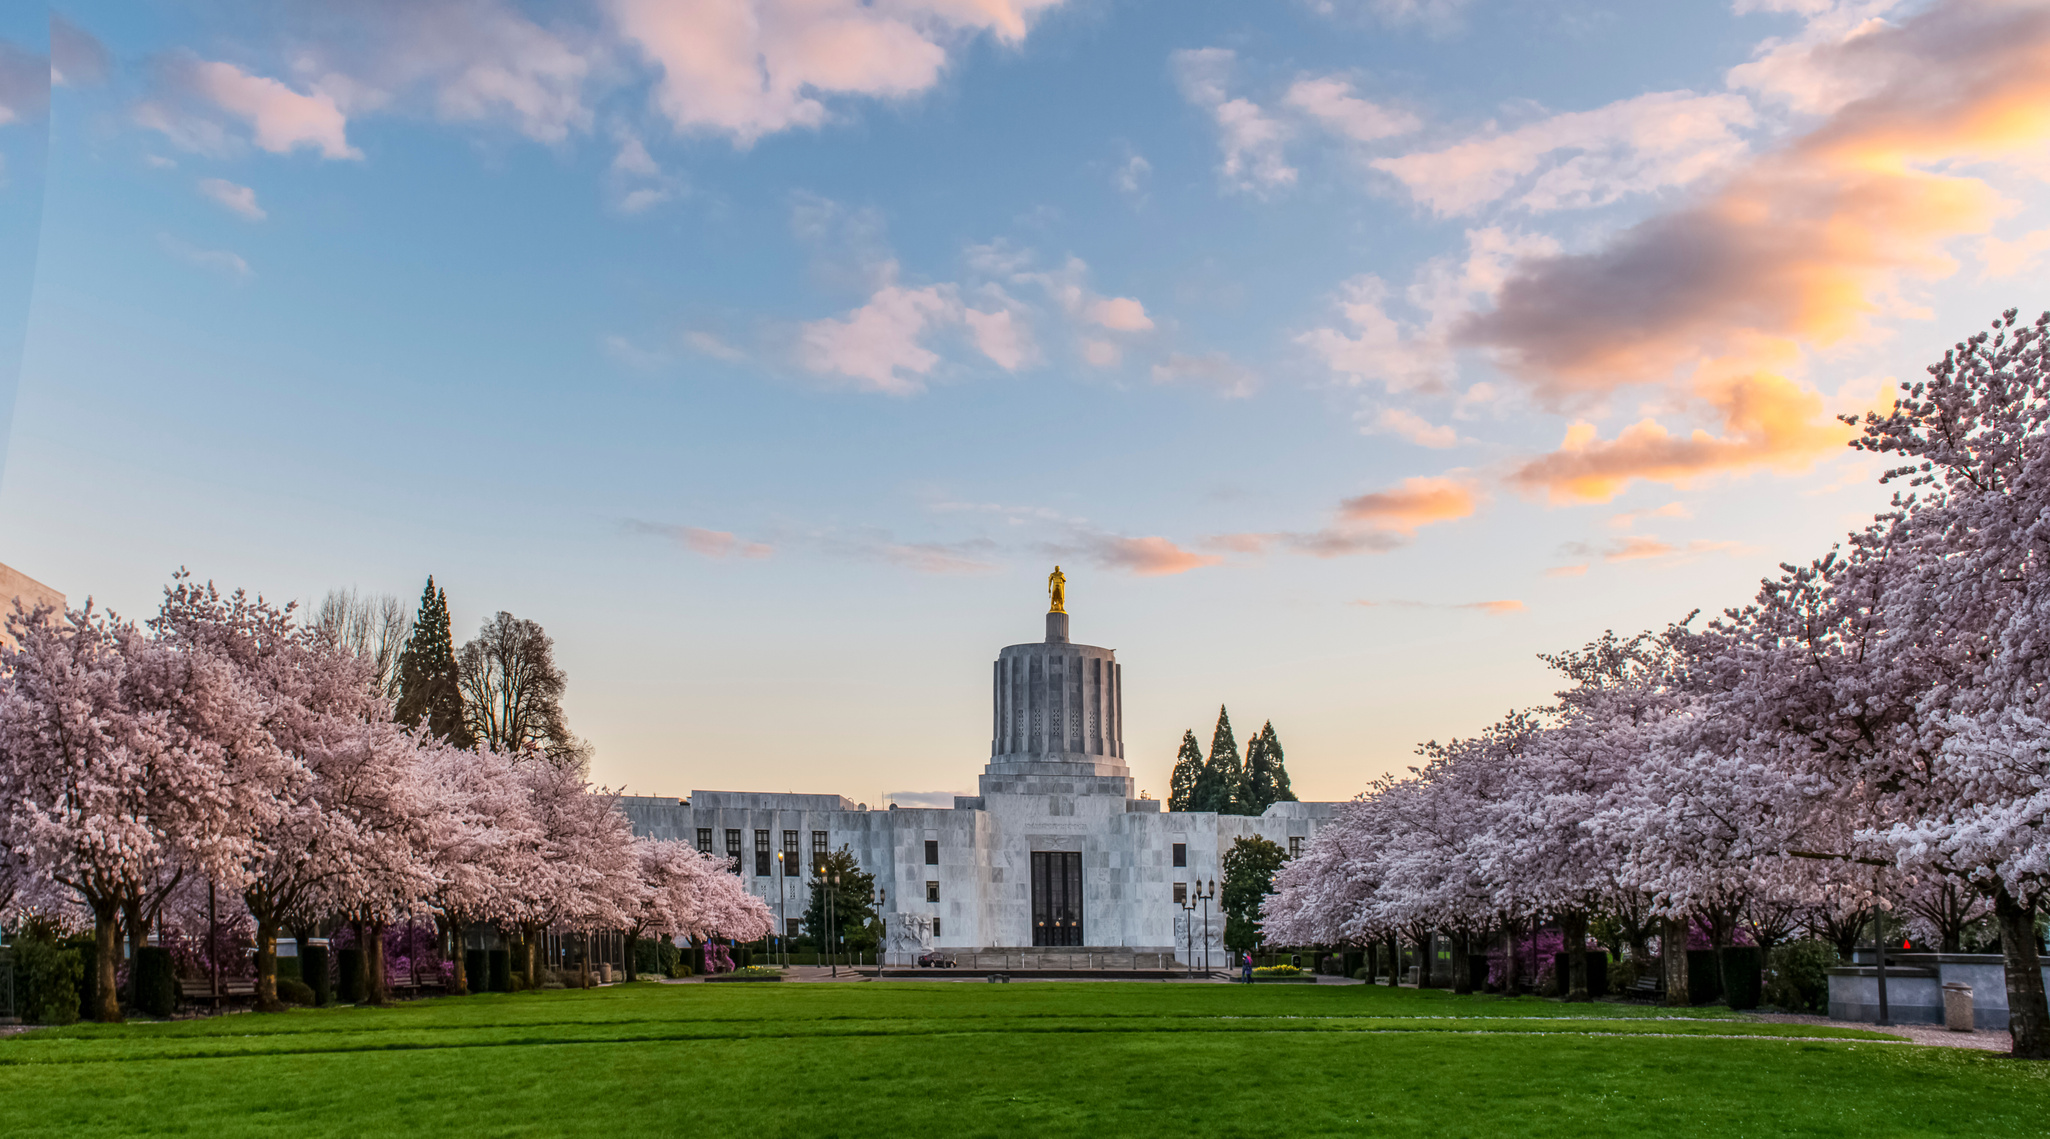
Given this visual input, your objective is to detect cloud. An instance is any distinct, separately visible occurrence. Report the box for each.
[1354,598,1524,614]
[965,307,1032,370]
[1560,534,1753,564]
[626,521,773,558]
[1338,475,1477,532]
[1306,0,1475,34]
[601,334,671,369]
[51,14,111,88]
[1151,352,1258,398]
[1284,75,1419,143]
[1172,48,1297,195]
[1063,533,1222,576]
[1983,227,2050,280]
[1463,0,2050,501]
[1298,227,1559,393]
[1086,296,1152,332]
[1371,89,1756,216]
[1368,407,1459,448]
[608,135,686,213]
[1543,563,1589,577]
[1608,501,1690,529]
[143,57,361,159]
[1113,151,1151,199]
[876,541,1001,574]
[685,330,748,361]
[198,178,265,220]
[613,0,1066,145]
[158,233,251,279]
[799,279,962,395]
[1211,474,1476,561]
[1604,535,1675,561]
[1081,339,1120,368]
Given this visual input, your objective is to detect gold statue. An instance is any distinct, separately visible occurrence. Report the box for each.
[1048,566,1067,613]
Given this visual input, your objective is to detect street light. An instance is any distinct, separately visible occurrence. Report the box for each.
[774,850,787,968]
[1193,880,1217,974]
[1177,893,1199,976]
[826,864,840,978]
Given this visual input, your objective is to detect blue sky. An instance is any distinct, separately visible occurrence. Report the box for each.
[2,0,2046,804]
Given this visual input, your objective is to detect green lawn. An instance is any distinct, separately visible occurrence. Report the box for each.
[1,981,2044,1136]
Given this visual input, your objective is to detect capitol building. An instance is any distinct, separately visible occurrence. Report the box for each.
[619,575,1338,965]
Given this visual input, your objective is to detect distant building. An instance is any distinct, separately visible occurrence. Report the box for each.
[619,583,1337,965]
[0,562,65,649]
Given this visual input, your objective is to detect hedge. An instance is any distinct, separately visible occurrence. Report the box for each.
[466,949,487,994]
[1720,946,1763,1010]
[133,946,177,1018]
[488,947,511,993]
[303,944,331,1006]
[15,937,83,1025]
[337,948,364,1004]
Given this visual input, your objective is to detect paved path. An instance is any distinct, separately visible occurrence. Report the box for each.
[1747,1010,2013,1051]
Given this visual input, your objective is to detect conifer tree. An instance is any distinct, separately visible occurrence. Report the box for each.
[393,577,473,748]
[1239,721,1297,815]
[1192,706,1239,813]
[1168,730,1203,811]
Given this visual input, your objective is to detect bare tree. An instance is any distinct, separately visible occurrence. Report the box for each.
[314,589,413,699]
[458,611,579,767]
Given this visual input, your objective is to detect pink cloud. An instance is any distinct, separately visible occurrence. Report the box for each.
[628,521,773,559]
[182,59,360,159]
[198,178,265,220]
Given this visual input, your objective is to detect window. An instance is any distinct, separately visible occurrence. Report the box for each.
[787,919,800,938]
[924,839,939,866]
[1172,842,1187,868]
[1289,836,1303,858]
[933,918,942,937]
[754,830,770,877]
[1173,882,1187,905]
[783,831,799,876]
[726,829,742,872]
[812,831,828,873]
[926,881,940,903]
[696,828,712,854]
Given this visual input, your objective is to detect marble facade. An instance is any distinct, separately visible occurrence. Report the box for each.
[618,600,1337,964]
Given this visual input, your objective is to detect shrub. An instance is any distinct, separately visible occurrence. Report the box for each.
[133,946,178,1019]
[16,937,83,1026]
[276,977,317,1006]
[487,948,511,993]
[302,944,331,1007]
[1686,949,1724,1005]
[1765,940,1836,1013]
[337,948,364,1004]
[1353,967,1369,981]
[276,956,303,983]
[1720,946,1763,1010]
[1251,964,1302,977]
[465,950,486,994]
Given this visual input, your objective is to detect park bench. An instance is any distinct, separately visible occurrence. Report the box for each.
[179,978,256,1008]
[1629,972,1663,998]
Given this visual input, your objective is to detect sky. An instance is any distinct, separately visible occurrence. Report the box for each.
[0,0,2046,807]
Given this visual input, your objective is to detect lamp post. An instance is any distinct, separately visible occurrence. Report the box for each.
[1194,879,1217,974]
[1872,870,1892,1027]
[774,850,787,968]
[826,865,840,978]
[1177,895,1199,976]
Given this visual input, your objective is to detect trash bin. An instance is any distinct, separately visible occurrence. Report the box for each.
[1942,982,1974,1032]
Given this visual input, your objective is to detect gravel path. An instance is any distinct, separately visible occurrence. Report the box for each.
[1746,1011,2013,1051]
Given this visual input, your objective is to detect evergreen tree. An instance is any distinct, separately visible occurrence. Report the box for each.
[1168,730,1204,811]
[1260,721,1295,805]
[800,848,880,953]
[393,577,473,748]
[1239,721,1297,814]
[1191,706,1239,813]
[1221,835,1286,953]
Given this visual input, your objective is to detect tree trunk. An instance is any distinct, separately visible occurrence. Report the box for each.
[90,897,123,1023]
[1995,887,2049,1059]
[623,928,639,983]
[366,921,390,1006]
[1562,910,1590,1002]
[444,916,469,997]
[122,897,146,1010]
[1500,923,1520,995]
[254,918,283,1012]
[1450,931,1473,994]
[521,923,541,988]
[1382,935,1397,986]
[1662,915,1690,1007]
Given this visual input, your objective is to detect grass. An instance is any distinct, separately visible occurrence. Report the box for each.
[1,981,2045,1136]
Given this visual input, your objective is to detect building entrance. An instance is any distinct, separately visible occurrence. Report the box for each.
[1031,851,1083,946]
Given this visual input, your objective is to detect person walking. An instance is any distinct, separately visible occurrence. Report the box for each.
[1241,951,1253,984]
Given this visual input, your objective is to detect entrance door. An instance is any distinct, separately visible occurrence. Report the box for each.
[1031,851,1083,947]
